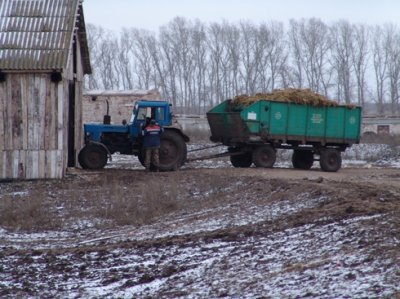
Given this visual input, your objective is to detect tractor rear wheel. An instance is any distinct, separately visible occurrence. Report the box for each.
[252,145,276,168]
[292,150,314,169]
[78,144,108,170]
[158,130,187,171]
[319,148,342,172]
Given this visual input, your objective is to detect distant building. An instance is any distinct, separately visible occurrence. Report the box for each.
[83,90,161,125]
[0,0,91,179]
[363,117,400,135]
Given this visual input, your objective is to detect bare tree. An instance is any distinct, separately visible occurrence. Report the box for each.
[351,24,370,106]
[208,22,226,105]
[85,24,106,90]
[372,25,388,115]
[288,19,332,95]
[223,23,241,96]
[288,20,305,88]
[116,29,134,90]
[331,20,354,104]
[158,24,180,109]
[146,34,170,100]
[190,20,209,113]
[84,19,400,117]
[218,22,236,101]
[98,35,120,89]
[258,21,287,91]
[384,25,400,115]
[125,29,157,90]
[238,22,259,94]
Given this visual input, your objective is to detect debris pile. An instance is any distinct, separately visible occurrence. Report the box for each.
[232,88,339,107]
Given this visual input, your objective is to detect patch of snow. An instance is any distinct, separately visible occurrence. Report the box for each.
[40,214,397,299]
[2,191,29,197]
[106,143,400,170]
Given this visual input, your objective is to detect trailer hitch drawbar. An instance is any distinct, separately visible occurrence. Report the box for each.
[186,144,245,162]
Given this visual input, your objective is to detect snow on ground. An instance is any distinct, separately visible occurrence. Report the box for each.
[2,213,397,298]
[101,215,397,299]
[1,143,400,298]
[106,142,400,171]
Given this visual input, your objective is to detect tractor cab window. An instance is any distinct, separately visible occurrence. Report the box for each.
[156,107,165,122]
[131,105,166,124]
[132,106,151,124]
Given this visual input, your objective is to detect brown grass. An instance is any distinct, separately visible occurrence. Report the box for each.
[0,188,62,231]
[93,174,180,227]
[0,173,182,232]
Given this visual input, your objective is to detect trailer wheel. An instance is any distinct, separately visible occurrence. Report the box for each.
[252,145,276,168]
[158,130,187,171]
[230,152,253,168]
[319,148,342,172]
[78,144,108,170]
[292,150,314,169]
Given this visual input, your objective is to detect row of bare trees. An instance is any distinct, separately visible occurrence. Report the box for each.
[85,18,400,115]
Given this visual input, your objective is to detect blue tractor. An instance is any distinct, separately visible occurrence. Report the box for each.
[78,100,189,171]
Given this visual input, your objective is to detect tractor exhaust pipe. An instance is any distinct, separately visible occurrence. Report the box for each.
[103,99,111,124]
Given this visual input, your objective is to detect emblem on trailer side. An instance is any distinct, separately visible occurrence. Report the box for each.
[311,113,323,124]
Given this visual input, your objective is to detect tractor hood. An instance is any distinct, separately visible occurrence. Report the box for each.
[84,123,129,142]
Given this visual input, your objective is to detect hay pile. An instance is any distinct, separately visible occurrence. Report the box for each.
[232,88,339,107]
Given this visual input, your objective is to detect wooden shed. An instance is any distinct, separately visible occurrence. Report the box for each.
[0,0,91,179]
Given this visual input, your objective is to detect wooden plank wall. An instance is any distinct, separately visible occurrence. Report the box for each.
[0,73,66,179]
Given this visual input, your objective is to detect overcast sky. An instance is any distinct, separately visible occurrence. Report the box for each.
[84,0,400,32]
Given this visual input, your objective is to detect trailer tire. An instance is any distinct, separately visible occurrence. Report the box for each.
[320,148,341,172]
[78,144,108,170]
[252,145,276,168]
[229,151,252,168]
[158,130,187,171]
[292,150,314,169]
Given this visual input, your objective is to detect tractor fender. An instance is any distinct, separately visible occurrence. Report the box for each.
[164,127,190,142]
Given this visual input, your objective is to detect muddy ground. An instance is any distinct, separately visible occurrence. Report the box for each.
[0,159,400,298]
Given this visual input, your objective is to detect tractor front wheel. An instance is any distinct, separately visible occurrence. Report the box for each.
[78,144,108,170]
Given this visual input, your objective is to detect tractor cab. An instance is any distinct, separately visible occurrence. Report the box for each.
[128,100,173,138]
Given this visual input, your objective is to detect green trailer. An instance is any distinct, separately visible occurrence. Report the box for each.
[206,99,362,172]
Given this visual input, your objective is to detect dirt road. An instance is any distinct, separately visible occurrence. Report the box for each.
[190,166,400,183]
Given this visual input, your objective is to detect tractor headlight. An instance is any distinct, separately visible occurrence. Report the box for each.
[84,132,92,143]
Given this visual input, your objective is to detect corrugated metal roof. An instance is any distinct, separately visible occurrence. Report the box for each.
[0,0,91,73]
